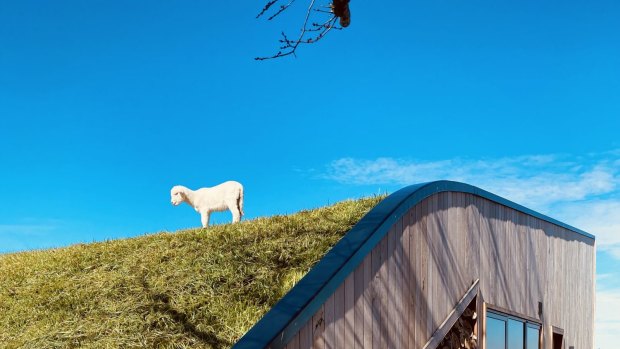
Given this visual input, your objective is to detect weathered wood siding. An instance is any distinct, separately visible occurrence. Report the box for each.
[275,192,595,349]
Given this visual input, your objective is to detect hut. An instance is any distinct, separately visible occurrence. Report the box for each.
[234,181,595,349]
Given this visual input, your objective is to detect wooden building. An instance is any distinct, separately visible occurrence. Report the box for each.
[234,181,595,349]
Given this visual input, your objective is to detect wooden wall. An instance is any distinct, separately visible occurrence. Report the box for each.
[274,192,595,349]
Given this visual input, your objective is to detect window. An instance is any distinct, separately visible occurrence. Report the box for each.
[487,310,540,349]
[487,316,506,349]
[526,324,541,349]
[508,318,525,349]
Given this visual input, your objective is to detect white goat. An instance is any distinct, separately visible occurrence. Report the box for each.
[170,181,244,227]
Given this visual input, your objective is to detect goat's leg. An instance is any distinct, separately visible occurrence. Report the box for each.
[200,211,211,227]
[227,201,242,223]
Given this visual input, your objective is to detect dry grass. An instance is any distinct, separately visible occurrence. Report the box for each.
[0,196,384,349]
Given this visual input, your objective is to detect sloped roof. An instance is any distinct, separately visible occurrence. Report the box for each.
[234,180,594,349]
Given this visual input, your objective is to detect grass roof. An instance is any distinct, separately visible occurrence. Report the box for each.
[0,196,384,349]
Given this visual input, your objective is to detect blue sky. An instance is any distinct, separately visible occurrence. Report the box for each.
[1,0,618,346]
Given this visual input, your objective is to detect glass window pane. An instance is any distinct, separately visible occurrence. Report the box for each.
[487,316,506,349]
[508,319,524,349]
[526,326,540,349]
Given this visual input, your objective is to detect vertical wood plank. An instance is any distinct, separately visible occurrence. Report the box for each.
[453,192,466,290]
[504,207,518,312]
[386,225,395,348]
[427,194,439,335]
[344,273,355,349]
[335,283,345,349]
[395,217,406,349]
[515,210,528,315]
[371,242,381,349]
[526,214,535,318]
[403,208,414,349]
[387,221,402,348]
[539,219,548,322]
[414,198,430,347]
[445,192,467,309]
[467,194,481,283]
[379,231,389,349]
[546,221,558,327]
[324,292,335,349]
[286,330,300,349]
[479,197,495,310]
[312,305,325,349]
[354,258,365,349]
[494,204,508,309]
[371,234,389,349]
[300,320,312,349]
[363,253,372,349]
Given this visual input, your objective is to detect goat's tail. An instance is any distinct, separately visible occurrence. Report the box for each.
[237,185,244,217]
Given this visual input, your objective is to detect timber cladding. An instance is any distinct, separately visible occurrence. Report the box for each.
[235,182,595,349]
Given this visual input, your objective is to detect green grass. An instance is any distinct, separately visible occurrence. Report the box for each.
[0,196,384,349]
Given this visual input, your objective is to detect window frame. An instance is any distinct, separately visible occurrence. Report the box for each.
[486,307,542,349]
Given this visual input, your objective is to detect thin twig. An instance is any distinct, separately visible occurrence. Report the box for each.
[306,17,339,32]
[267,0,297,20]
[314,8,333,14]
[256,0,278,18]
[255,16,337,60]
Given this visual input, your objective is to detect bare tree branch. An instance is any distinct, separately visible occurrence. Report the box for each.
[255,0,350,60]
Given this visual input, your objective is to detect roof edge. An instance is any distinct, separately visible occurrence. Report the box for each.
[233,180,594,349]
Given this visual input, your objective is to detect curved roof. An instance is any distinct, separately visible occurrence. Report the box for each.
[233,180,593,349]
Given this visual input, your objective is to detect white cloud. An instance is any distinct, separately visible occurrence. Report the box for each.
[325,153,620,248]
[325,153,619,212]
[555,200,620,258]
[595,288,620,348]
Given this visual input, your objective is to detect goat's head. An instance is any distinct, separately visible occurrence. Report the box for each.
[170,185,187,206]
